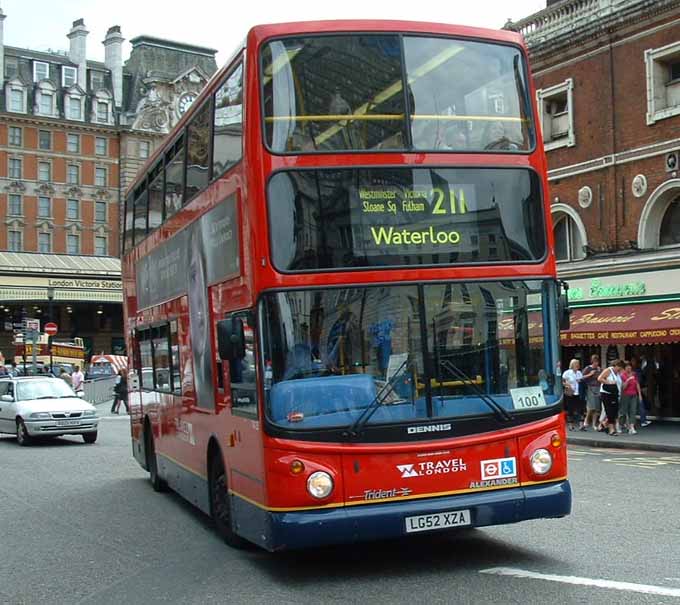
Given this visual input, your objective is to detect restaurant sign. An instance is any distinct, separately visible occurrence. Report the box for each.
[565,268,680,304]
[568,278,646,302]
[561,303,680,345]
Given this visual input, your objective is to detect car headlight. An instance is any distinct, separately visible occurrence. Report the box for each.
[530,448,553,475]
[306,471,334,499]
[29,412,51,419]
[82,410,96,417]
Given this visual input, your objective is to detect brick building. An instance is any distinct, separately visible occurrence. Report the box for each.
[0,11,216,361]
[509,0,680,419]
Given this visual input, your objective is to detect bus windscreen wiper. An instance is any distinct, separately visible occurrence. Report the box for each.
[343,357,410,440]
[439,359,513,422]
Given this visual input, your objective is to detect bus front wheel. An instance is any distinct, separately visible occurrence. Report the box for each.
[209,453,247,548]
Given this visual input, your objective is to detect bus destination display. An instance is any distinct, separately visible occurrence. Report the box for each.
[352,184,480,256]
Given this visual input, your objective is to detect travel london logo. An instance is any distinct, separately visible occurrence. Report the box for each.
[396,458,467,478]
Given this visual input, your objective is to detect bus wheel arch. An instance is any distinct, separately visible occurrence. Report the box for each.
[207,438,247,548]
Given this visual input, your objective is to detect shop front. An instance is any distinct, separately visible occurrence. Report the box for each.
[0,253,124,364]
[561,268,680,420]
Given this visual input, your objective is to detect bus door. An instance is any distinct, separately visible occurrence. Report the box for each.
[220,310,266,505]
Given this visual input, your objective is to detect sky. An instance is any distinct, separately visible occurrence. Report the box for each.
[1,0,547,64]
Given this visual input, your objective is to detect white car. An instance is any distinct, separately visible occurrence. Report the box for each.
[0,376,99,445]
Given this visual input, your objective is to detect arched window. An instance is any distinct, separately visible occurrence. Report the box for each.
[659,197,680,247]
[552,205,586,262]
[638,180,680,249]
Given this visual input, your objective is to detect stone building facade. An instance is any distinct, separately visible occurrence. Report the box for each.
[0,11,216,361]
[508,0,680,419]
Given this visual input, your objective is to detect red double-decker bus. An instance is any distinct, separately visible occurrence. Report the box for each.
[122,20,571,551]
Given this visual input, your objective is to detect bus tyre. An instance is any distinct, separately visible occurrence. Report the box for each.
[146,428,167,493]
[82,432,97,444]
[16,419,31,446]
[209,453,247,548]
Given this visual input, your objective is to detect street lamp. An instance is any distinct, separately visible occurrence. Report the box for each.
[47,287,54,372]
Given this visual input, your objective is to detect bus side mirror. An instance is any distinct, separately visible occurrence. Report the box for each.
[558,293,571,330]
[217,317,245,361]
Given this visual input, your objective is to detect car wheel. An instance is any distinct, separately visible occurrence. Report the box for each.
[16,419,31,446]
[82,432,97,444]
[146,427,166,492]
[209,452,247,548]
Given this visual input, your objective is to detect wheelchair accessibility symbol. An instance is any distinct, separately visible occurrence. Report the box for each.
[481,457,517,481]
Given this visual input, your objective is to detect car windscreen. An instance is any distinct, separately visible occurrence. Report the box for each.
[16,380,76,401]
[261,34,534,153]
[268,167,545,271]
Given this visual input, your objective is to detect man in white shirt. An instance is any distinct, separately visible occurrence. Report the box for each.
[71,365,85,392]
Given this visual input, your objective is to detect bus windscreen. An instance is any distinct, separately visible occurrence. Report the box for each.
[262,35,534,153]
[262,279,558,432]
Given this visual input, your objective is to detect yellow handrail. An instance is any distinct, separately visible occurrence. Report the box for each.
[416,376,484,390]
[264,114,528,123]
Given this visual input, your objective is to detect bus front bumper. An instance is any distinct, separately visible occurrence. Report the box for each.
[237,480,571,551]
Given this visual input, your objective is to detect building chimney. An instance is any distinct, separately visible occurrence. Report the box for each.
[0,7,6,89]
[67,18,88,89]
[103,25,124,107]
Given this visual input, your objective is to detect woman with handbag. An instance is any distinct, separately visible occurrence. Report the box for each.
[562,358,583,430]
[598,360,624,435]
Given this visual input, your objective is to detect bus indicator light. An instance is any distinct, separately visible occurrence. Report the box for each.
[290,460,305,475]
[551,433,562,448]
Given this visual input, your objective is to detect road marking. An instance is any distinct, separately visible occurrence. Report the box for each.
[100,415,130,421]
[568,448,680,469]
[479,567,680,598]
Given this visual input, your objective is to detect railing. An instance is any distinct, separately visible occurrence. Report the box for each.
[82,376,118,405]
[506,0,645,45]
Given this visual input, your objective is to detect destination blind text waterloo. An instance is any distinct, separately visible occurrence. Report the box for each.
[359,186,470,247]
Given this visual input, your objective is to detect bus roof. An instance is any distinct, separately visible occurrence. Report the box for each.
[124,19,525,197]
[247,20,524,45]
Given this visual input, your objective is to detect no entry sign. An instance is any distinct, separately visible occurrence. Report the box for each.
[44,322,58,336]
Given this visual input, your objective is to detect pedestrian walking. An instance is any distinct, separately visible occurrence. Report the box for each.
[581,354,601,430]
[111,369,129,414]
[72,365,84,393]
[598,359,624,436]
[634,359,652,427]
[620,361,642,434]
[562,358,583,430]
[60,367,73,386]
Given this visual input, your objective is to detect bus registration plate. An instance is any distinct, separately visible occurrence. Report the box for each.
[405,509,471,533]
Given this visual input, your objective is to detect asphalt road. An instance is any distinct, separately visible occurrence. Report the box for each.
[1,409,679,605]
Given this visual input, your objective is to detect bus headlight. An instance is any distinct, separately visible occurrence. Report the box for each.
[530,448,553,475]
[306,471,334,499]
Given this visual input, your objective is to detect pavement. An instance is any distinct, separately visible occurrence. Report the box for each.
[567,420,680,453]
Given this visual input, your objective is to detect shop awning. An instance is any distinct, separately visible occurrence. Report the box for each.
[561,301,680,345]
